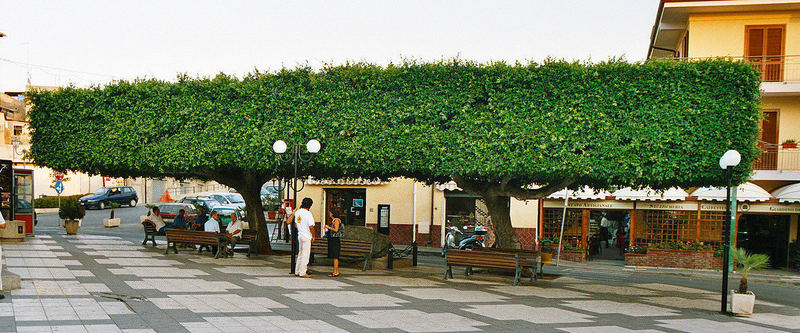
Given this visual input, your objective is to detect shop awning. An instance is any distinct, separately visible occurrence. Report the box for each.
[771,183,800,203]
[691,182,772,202]
[305,178,389,186]
[612,187,688,201]
[436,181,461,191]
[548,186,611,200]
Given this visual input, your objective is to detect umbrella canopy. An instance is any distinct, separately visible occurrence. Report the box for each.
[691,182,772,202]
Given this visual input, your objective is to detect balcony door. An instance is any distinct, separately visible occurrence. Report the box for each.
[755,109,779,170]
[745,25,785,82]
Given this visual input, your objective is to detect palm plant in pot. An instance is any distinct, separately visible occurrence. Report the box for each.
[59,197,86,235]
[729,247,770,316]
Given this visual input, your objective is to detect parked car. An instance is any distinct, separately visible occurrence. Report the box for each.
[178,195,229,212]
[207,192,246,211]
[79,186,138,210]
[155,203,197,224]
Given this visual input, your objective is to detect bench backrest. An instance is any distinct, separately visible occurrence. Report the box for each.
[142,221,156,233]
[474,247,539,267]
[445,248,518,269]
[312,238,372,256]
[165,228,218,245]
[240,229,257,241]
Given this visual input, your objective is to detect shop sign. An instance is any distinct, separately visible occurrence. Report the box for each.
[637,202,697,211]
[743,203,800,213]
[543,200,633,210]
[700,203,726,211]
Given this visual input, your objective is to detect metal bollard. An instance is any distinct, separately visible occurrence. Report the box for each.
[387,248,394,270]
[412,241,418,266]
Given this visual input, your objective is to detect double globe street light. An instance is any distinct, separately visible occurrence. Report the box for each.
[718,149,741,314]
[272,139,321,274]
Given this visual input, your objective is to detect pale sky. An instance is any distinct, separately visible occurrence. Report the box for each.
[0,0,660,92]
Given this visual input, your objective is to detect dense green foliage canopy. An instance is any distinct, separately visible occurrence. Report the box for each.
[28,59,761,190]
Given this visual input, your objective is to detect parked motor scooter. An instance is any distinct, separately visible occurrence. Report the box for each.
[441,225,487,256]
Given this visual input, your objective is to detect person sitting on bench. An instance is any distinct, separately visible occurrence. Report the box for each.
[203,211,221,254]
[224,213,242,256]
[144,207,167,234]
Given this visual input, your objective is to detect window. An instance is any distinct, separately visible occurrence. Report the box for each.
[745,25,785,82]
[13,126,22,136]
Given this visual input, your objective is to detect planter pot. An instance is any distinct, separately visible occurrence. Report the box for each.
[64,220,80,235]
[730,290,755,316]
[782,143,798,149]
[242,221,250,230]
[267,211,277,219]
[103,218,121,228]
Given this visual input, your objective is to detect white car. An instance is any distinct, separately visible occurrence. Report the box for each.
[207,192,246,211]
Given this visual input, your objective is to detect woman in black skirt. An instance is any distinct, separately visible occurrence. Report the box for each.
[325,211,343,277]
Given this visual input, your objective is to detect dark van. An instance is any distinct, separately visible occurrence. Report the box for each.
[79,186,139,210]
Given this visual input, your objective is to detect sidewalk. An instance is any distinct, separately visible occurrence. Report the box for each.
[418,246,800,287]
[1,234,799,332]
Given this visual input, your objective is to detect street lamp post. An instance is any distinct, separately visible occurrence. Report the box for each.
[273,139,321,275]
[718,149,741,314]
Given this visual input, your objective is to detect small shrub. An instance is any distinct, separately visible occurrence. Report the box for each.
[563,243,582,251]
[627,245,647,254]
[649,241,712,251]
[789,241,800,271]
[58,197,85,220]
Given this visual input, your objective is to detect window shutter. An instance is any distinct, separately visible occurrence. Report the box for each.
[746,27,764,57]
[766,27,783,57]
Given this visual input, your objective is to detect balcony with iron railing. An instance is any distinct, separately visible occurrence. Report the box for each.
[753,142,800,171]
[666,55,800,83]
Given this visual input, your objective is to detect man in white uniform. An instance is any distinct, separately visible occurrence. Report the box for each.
[0,211,6,299]
[294,198,316,278]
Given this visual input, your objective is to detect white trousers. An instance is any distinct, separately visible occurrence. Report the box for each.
[295,236,312,276]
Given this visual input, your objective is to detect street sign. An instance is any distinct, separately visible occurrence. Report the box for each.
[54,181,64,194]
[54,172,65,181]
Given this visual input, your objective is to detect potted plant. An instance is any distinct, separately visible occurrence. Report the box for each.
[59,197,86,235]
[782,139,797,149]
[729,247,770,316]
[104,202,121,228]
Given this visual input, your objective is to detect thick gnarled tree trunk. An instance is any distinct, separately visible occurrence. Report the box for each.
[452,175,573,250]
[483,195,520,249]
[214,171,273,255]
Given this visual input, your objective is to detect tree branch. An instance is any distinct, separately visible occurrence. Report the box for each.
[451,174,574,200]
[505,178,575,200]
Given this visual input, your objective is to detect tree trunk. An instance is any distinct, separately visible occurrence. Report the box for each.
[238,185,272,254]
[483,195,520,249]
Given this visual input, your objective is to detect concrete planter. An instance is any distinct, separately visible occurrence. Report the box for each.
[104,218,121,228]
[0,220,26,240]
[64,220,80,235]
[730,290,755,316]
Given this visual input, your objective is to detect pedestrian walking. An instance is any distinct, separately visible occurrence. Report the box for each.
[294,198,316,278]
[325,211,343,277]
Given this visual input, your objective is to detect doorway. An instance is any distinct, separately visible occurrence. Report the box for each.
[588,210,629,261]
[738,214,790,267]
[325,188,366,226]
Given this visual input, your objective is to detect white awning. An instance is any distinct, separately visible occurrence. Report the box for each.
[691,182,772,202]
[305,178,389,186]
[771,183,800,203]
[435,181,461,191]
[612,187,689,201]
[548,186,611,200]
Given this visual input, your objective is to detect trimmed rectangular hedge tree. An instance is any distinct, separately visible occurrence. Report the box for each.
[27,59,762,249]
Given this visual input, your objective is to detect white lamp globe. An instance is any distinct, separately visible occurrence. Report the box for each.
[719,150,741,169]
[306,139,321,153]
[272,140,287,154]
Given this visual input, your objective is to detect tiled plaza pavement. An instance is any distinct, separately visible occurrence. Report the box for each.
[1,235,799,332]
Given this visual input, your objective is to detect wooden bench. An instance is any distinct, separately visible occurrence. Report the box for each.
[141,222,162,246]
[164,228,224,258]
[475,247,541,280]
[311,238,374,271]
[444,248,537,285]
[218,229,259,258]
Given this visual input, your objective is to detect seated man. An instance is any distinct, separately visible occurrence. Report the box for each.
[144,207,167,234]
[224,213,243,256]
[203,211,221,254]
[193,207,209,231]
[167,209,188,229]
